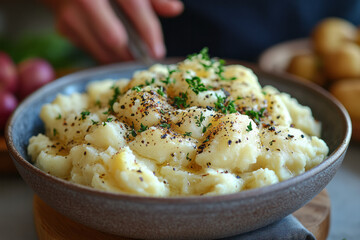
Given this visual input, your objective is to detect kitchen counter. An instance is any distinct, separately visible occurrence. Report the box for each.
[1,142,359,240]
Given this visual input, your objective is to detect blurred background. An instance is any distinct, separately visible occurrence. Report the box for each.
[0,0,94,71]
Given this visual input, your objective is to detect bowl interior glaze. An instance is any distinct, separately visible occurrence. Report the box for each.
[5,59,352,239]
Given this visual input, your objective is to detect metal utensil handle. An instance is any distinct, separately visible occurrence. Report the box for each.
[110,0,155,65]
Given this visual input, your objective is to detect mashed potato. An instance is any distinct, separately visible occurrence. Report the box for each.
[28,48,329,197]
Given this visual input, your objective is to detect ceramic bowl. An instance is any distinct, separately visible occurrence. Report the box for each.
[5,59,352,239]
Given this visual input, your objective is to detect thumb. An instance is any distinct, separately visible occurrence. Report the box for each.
[151,0,184,17]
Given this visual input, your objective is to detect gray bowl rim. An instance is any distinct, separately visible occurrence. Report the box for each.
[5,58,352,204]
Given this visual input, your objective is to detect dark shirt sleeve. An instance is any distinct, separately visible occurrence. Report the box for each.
[160,0,360,62]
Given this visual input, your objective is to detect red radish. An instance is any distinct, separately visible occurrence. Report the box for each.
[0,91,18,129]
[17,58,55,99]
[0,52,18,93]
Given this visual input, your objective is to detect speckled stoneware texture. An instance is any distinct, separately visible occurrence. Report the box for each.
[5,59,352,239]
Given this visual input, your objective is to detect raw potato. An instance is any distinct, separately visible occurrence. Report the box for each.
[287,53,326,86]
[323,42,360,81]
[356,28,360,46]
[28,53,329,197]
[285,17,360,139]
[330,78,360,120]
[312,17,357,55]
[330,79,360,140]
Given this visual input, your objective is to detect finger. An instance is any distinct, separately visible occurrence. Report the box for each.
[56,3,115,64]
[117,0,166,59]
[151,0,184,17]
[75,0,133,61]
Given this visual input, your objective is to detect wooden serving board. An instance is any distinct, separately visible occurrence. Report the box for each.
[33,190,330,240]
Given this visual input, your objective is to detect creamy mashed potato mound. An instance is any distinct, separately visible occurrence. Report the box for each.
[28,49,329,197]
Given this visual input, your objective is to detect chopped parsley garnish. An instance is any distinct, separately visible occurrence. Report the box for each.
[161,69,178,85]
[200,59,215,70]
[56,114,61,120]
[160,109,165,114]
[186,76,208,95]
[173,92,189,108]
[108,86,121,112]
[215,59,225,79]
[138,123,148,132]
[129,122,137,137]
[53,128,58,136]
[91,120,99,125]
[131,78,155,92]
[226,100,237,114]
[95,100,101,108]
[130,129,137,137]
[186,152,191,161]
[262,91,267,95]
[161,74,176,85]
[245,108,266,124]
[168,68,179,75]
[103,111,109,115]
[159,123,171,129]
[187,48,218,71]
[214,94,226,112]
[199,47,210,60]
[215,59,236,81]
[145,78,155,86]
[246,122,253,132]
[106,117,113,122]
[202,123,212,133]
[80,110,90,120]
[161,77,170,85]
[157,86,164,96]
[131,85,142,92]
[194,112,212,134]
[184,132,192,137]
[195,112,206,127]
[186,48,236,80]
[187,47,210,61]
[214,94,237,114]
[237,96,243,100]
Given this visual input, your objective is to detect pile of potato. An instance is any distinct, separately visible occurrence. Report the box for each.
[287,17,360,140]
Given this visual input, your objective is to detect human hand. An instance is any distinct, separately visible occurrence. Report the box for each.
[46,0,184,63]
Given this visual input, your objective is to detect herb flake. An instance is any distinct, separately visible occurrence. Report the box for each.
[157,86,164,96]
[138,123,148,133]
[173,92,189,108]
[80,111,90,120]
[159,123,171,129]
[108,86,121,112]
[184,132,192,137]
[246,122,253,132]
[186,76,208,95]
